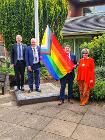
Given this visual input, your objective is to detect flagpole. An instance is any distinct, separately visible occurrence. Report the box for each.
[34,0,39,45]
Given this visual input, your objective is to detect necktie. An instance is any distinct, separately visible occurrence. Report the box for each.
[19,44,21,59]
[33,48,37,61]
[32,48,35,56]
[32,48,39,63]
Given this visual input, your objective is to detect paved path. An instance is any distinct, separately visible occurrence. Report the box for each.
[0,87,105,140]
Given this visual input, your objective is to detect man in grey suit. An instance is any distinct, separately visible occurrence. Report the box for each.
[11,35,27,91]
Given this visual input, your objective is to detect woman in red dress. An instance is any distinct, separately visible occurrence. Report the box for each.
[77,48,95,106]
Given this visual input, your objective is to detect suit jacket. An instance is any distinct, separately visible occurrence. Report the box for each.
[11,43,27,65]
[70,53,77,65]
[25,45,40,69]
[70,53,77,77]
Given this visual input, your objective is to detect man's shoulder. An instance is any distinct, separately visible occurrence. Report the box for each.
[36,45,40,49]
[70,53,76,57]
[12,43,17,47]
[26,46,31,50]
[22,44,27,47]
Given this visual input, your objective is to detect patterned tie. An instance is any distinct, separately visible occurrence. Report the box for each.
[33,48,37,61]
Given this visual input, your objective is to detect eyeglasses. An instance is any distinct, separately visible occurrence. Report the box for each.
[83,53,88,54]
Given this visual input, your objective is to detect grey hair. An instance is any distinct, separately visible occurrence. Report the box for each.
[81,48,89,54]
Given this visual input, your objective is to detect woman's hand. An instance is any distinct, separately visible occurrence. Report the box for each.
[90,80,93,83]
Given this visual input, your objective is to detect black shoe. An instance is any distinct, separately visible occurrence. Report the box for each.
[68,99,73,104]
[28,89,33,93]
[35,89,41,92]
[58,101,64,105]
[21,87,24,91]
[15,88,20,92]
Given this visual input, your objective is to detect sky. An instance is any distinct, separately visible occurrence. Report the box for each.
[89,5,105,13]
[95,6,105,12]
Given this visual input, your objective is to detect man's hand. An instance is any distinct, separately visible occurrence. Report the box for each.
[73,65,76,68]
[28,66,32,71]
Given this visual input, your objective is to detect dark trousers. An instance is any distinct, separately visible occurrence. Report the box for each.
[14,61,25,89]
[59,72,74,101]
[28,65,40,91]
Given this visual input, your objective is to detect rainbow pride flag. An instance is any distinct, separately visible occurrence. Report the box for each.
[41,25,75,80]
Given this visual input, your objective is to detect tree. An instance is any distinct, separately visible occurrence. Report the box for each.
[0,0,68,51]
[80,33,105,66]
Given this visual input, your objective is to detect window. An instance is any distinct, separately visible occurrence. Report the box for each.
[83,5,105,15]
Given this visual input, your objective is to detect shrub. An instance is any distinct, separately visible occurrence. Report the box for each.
[73,80,79,99]
[95,66,105,80]
[0,66,14,76]
[93,66,105,100]
[40,64,49,79]
[94,80,105,100]
[80,33,105,67]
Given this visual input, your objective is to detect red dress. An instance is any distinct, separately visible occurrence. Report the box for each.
[77,57,95,89]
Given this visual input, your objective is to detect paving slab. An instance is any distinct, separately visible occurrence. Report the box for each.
[35,106,61,118]
[0,94,15,104]
[20,114,52,130]
[72,124,105,140]
[0,124,39,140]
[0,101,17,107]
[44,119,77,138]
[0,107,10,118]
[87,105,105,117]
[56,109,83,123]
[37,101,60,108]
[55,101,89,115]
[33,131,70,140]
[0,110,31,124]
[15,83,60,105]
[0,101,48,114]
[0,93,17,110]
[0,121,16,137]
[80,111,105,129]
[18,103,47,114]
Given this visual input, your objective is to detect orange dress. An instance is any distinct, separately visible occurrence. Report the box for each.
[77,57,95,89]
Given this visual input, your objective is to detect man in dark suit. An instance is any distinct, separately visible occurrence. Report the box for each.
[58,44,77,105]
[25,38,41,93]
[11,35,27,91]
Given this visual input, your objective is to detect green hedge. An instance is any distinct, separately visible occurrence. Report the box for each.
[0,66,14,76]
[95,66,105,80]
[94,80,105,100]
[94,66,105,100]
[73,80,79,99]
[0,63,49,86]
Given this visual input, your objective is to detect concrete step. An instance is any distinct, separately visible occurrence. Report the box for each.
[15,83,60,106]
